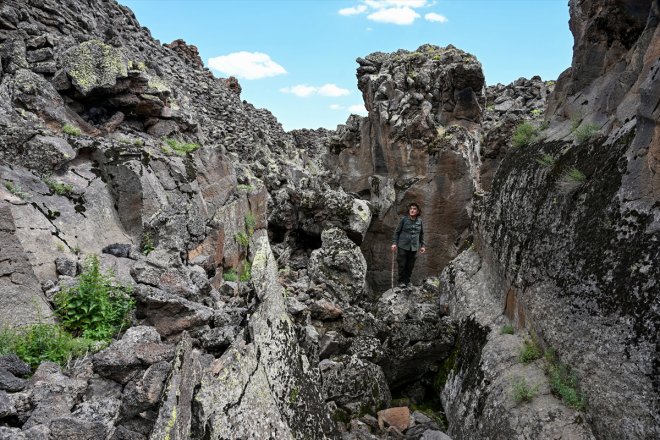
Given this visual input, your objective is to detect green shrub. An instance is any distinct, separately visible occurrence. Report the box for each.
[133,139,144,147]
[44,175,73,196]
[536,154,555,167]
[0,324,97,369]
[245,212,257,236]
[511,122,538,148]
[574,122,599,144]
[530,109,543,117]
[562,167,586,182]
[142,231,155,255]
[235,231,249,247]
[500,323,514,335]
[223,269,238,282]
[4,181,28,199]
[163,138,200,156]
[545,348,585,410]
[511,377,539,403]
[62,124,81,136]
[519,339,543,363]
[237,184,254,192]
[54,255,134,342]
[239,261,252,282]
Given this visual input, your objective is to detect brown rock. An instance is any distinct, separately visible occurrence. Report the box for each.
[377,406,410,432]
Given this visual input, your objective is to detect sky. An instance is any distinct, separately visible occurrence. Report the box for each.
[117,0,573,131]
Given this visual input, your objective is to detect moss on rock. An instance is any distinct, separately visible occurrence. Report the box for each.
[65,39,128,95]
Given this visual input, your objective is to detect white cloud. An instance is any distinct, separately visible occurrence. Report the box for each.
[367,7,420,25]
[366,0,429,9]
[318,84,350,97]
[280,84,317,97]
[348,104,368,114]
[208,51,286,80]
[329,104,343,110]
[339,4,367,15]
[281,83,350,98]
[425,12,447,23]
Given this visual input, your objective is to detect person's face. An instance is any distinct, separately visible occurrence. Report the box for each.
[409,206,418,216]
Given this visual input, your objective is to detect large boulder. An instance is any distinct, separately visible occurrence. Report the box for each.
[308,228,367,304]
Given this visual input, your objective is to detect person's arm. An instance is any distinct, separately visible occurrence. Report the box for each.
[391,217,403,251]
[419,219,426,253]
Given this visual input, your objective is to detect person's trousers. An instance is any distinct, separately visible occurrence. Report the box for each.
[397,248,417,284]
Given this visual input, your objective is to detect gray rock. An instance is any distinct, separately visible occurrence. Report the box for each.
[48,417,107,440]
[0,354,31,377]
[135,286,213,337]
[0,390,15,418]
[55,256,77,276]
[0,368,27,392]
[320,355,391,416]
[420,431,452,440]
[0,427,26,440]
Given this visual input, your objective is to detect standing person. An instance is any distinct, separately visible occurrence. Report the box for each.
[391,202,426,287]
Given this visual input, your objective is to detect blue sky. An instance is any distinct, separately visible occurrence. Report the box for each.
[117,0,573,131]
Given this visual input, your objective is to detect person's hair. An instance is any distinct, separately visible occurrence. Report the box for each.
[407,202,421,216]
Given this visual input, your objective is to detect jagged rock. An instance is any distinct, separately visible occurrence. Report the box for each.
[0,427,25,440]
[419,431,452,440]
[373,286,457,387]
[0,390,15,418]
[48,417,107,440]
[54,256,77,277]
[0,369,27,392]
[0,355,31,377]
[194,234,338,439]
[61,39,129,96]
[134,286,213,337]
[164,39,204,70]
[320,355,391,417]
[318,330,349,360]
[92,326,174,384]
[439,250,596,440]
[150,333,205,439]
[308,228,367,304]
[0,202,54,327]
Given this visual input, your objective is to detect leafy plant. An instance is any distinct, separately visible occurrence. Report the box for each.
[511,122,538,148]
[133,139,144,147]
[545,348,585,410]
[223,269,238,282]
[530,109,543,117]
[162,138,200,156]
[245,212,257,236]
[235,231,249,247]
[0,324,97,369]
[519,338,543,363]
[500,323,514,335]
[4,181,28,199]
[54,255,134,342]
[62,124,81,136]
[239,261,252,282]
[142,231,155,255]
[511,377,539,403]
[574,122,599,144]
[536,154,555,167]
[562,167,586,183]
[44,175,73,196]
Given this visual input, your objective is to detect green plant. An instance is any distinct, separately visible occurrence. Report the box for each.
[163,138,200,156]
[244,212,257,236]
[545,80,555,87]
[142,231,155,255]
[56,243,65,252]
[44,175,73,196]
[500,323,514,335]
[62,124,81,136]
[530,109,543,117]
[536,154,555,167]
[4,181,28,199]
[133,139,144,147]
[574,122,599,144]
[511,122,538,148]
[562,167,586,182]
[54,255,134,342]
[545,348,585,410]
[237,184,254,192]
[235,231,249,247]
[511,377,539,403]
[0,324,97,369]
[519,338,543,363]
[223,269,238,282]
[289,386,299,403]
[239,261,252,282]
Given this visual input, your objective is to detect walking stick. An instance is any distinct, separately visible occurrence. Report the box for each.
[391,247,395,291]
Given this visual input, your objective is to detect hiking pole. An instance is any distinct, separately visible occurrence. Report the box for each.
[391,247,395,291]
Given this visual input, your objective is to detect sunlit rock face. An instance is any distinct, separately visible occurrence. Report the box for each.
[324,45,484,291]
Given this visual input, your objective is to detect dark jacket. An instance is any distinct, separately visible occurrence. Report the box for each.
[392,215,424,251]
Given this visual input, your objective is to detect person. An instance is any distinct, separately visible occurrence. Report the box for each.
[391,202,426,287]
